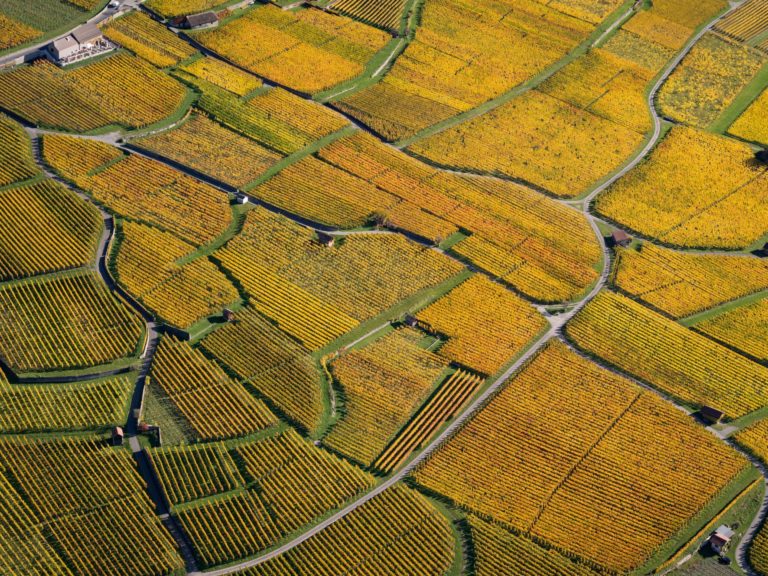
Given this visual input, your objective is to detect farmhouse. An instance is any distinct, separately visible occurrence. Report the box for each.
[180,12,219,29]
[708,525,735,555]
[50,24,113,65]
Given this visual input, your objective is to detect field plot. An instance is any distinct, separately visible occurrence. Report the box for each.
[0,374,132,433]
[416,275,547,375]
[145,0,226,18]
[171,429,374,567]
[566,290,768,417]
[0,179,101,281]
[729,87,768,144]
[134,114,282,188]
[235,484,455,576]
[101,11,196,67]
[595,127,768,249]
[44,136,232,245]
[151,336,277,440]
[0,271,142,372]
[0,54,187,132]
[408,89,643,198]
[0,436,184,576]
[179,57,262,96]
[612,243,768,318]
[149,443,244,506]
[714,0,768,43]
[216,206,461,347]
[0,114,38,186]
[468,514,600,576]
[200,305,324,433]
[291,131,602,301]
[324,328,447,466]
[330,0,408,31]
[696,298,768,361]
[42,133,124,182]
[335,0,603,141]
[114,221,238,328]
[187,78,348,155]
[413,340,746,573]
[234,429,374,533]
[375,368,482,473]
[196,4,390,94]
[658,33,765,128]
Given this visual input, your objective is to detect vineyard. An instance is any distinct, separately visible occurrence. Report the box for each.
[101,11,196,68]
[611,243,768,318]
[696,298,768,361]
[324,328,447,466]
[43,136,232,245]
[150,336,277,440]
[196,4,390,94]
[416,275,547,375]
[0,114,38,186]
[216,207,462,328]
[199,305,324,433]
[468,514,600,576]
[335,0,601,140]
[729,87,768,144]
[658,33,765,128]
[171,429,375,567]
[413,340,747,572]
[236,484,455,576]
[1,0,768,574]
[408,89,644,198]
[714,0,768,43]
[0,54,187,131]
[0,179,102,281]
[595,126,768,249]
[134,113,281,189]
[114,221,238,328]
[144,0,221,18]
[330,0,408,31]
[0,375,133,433]
[374,368,482,473]
[0,271,143,372]
[0,436,184,576]
[566,290,768,417]
[179,57,262,97]
[187,79,348,155]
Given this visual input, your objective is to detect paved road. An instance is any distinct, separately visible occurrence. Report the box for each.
[187,2,763,574]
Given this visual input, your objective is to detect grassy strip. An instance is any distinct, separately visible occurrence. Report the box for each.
[241,125,357,192]
[636,465,761,574]
[727,406,768,434]
[312,268,472,359]
[678,289,768,327]
[710,60,768,135]
[393,0,637,148]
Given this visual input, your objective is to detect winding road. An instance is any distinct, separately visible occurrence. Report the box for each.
[4,0,765,573]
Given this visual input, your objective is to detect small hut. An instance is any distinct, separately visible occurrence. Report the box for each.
[611,230,632,247]
[699,405,724,425]
[316,231,336,248]
[181,12,218,29]
[755,149,768,165]
[223,309,236,323]
[111,426,125,446]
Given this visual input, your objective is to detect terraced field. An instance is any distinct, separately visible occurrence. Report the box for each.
[2,1,768,575]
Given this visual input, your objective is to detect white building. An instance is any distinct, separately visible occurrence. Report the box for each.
[50,23,112,65]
